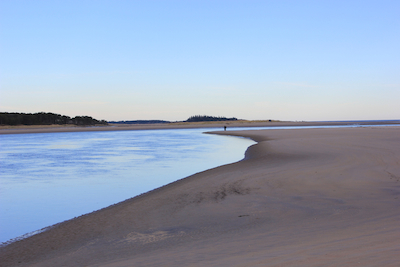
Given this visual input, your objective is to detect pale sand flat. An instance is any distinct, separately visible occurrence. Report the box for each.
[1,120,398,135]
[1,126,399,266]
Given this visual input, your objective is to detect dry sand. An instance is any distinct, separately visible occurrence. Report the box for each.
[1,126,399,266]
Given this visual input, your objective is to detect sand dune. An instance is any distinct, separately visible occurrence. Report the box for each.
[1,126,399,266]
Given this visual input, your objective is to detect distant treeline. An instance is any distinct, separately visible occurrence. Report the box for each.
[109,116,239,124]
[0,112,108,126]
[186,115,238,122]
[109,120,170,124]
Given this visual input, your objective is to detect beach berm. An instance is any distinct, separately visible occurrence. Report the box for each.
[1,126,399,266]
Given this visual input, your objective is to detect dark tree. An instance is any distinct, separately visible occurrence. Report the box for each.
[186,115,238,122]
[0,112,108,126]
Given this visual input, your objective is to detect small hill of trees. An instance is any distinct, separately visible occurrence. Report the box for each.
[0,112,108,126]
[186,115,238,122]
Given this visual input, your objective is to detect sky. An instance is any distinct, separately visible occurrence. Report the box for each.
[1,0,399,122]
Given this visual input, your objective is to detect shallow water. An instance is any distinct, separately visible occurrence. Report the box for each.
[0,128,254,243]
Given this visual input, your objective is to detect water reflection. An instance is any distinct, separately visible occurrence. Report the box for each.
[0,128,254,243]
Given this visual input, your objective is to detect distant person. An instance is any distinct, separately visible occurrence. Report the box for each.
[224,126,227,131]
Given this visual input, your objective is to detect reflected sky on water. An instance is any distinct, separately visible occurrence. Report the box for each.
[0,128,254,243]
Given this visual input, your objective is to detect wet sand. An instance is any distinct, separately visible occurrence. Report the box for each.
[1,126,399,266]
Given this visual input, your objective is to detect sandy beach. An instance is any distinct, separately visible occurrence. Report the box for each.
[1,126,399,266]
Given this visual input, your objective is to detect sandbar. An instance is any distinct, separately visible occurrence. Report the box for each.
[0,120,399,134]
[1,126,399,266]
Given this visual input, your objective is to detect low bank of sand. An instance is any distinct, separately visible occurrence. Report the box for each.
[1,120,399,134]
[1,126,400,266]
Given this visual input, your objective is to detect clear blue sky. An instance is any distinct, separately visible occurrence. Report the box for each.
[1,0,399,121]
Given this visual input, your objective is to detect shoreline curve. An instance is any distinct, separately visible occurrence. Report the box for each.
[1,126,399,266]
